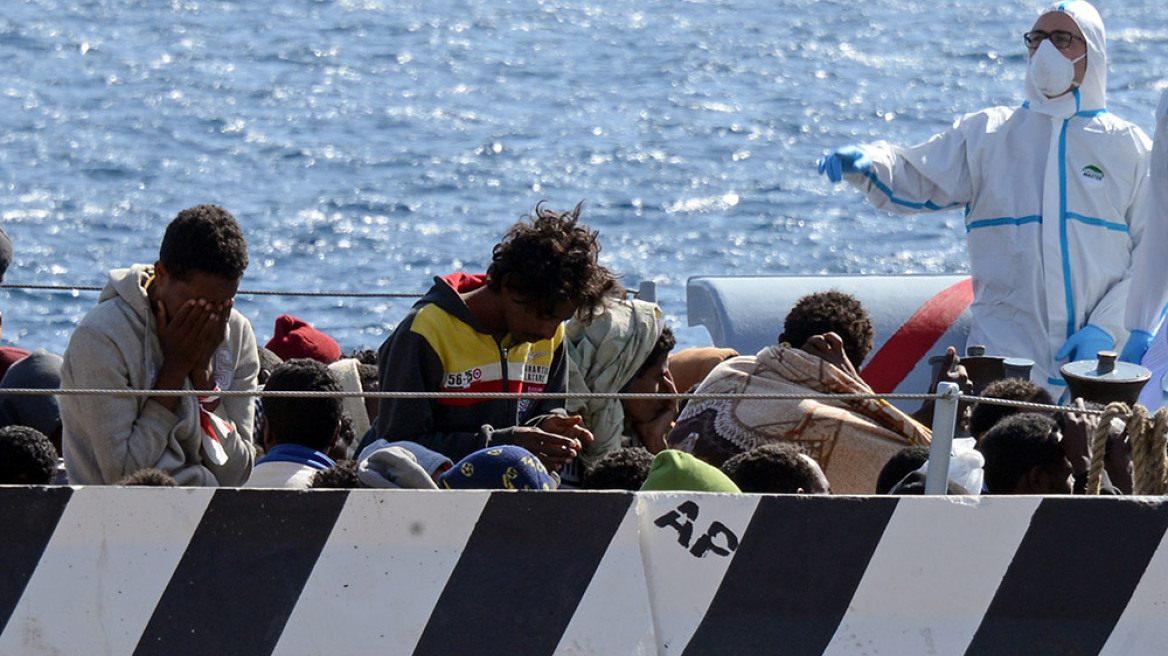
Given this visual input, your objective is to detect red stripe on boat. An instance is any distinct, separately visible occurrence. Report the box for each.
[860,278,974,394]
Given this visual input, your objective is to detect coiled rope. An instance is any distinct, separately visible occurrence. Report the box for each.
[1084,403,1168,495]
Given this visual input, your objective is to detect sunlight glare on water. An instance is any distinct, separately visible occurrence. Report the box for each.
[0,0,1161,352]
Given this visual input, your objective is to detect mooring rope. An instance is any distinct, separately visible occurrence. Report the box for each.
[1082,403,1168,496]
[1132,406,1168,496]
[1087,403,1129,495]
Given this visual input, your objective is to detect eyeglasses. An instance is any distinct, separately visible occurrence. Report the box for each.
[1024,30,1085,50]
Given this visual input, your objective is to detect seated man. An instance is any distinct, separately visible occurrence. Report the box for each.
[721,442,830,494]
[968,377,1055,443]
[61,205,258,486]
[875,445,931,495]
[668,291,931,494]
[0,350,66,483]
[978,413,1073,495]
[566,298,679,470]
[580,447,654,491]
[0,425,57,485]
[365,202,621,471]
[245,359,340,489]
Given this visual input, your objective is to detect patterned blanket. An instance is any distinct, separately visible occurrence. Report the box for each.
[669,345,931,494]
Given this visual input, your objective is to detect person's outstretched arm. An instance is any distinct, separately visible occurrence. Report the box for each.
[821,112,979,215]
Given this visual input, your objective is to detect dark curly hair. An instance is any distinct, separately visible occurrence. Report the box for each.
[968,377,1055,439]
[159,204,249,281]
[262,358,343,452]
[580,447,654,490]
[349,348,378,366]
[875,445,931,494]
[634,326,677,380]
[487,201,622,322]
[0,425,58,485]
[311,459,361,489]
[978,413,1062,494]
[780,290,875,367]
[118,468,179,487]
[721,442,828,494]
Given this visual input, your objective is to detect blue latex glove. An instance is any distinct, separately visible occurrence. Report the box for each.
[1056,324,1115,362]
[1119,329,1154,364]
[818,145,872,182]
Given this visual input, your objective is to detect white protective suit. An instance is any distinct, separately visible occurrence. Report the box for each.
[1132,89,1168,411]
[841,0,1151,392]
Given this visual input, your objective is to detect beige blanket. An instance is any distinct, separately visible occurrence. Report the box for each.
[668,345,931,494]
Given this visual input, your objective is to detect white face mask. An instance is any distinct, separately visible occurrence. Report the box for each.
[1028,39,1086,98]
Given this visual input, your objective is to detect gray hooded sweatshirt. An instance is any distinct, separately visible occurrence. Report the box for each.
[61,264,257,486]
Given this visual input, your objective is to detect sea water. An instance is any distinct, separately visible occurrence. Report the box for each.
[0,0,1163,355]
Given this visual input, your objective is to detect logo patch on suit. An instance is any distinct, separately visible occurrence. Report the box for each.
[1081,165,1105,186]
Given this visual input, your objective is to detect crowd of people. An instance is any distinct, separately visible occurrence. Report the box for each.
[0,0,1165,498]
[0,196,1142,498]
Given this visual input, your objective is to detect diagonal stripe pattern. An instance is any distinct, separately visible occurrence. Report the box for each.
[0,486,71,636]
[3,490,1168,655]
[682,496,898,656]
[133,488,349,656]
[412,491,633,656]
[965,498,1168,656]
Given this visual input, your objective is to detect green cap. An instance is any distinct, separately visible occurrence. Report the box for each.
[639,450,741,493]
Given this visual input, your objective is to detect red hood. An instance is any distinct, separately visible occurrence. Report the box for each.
[443,272,487,293]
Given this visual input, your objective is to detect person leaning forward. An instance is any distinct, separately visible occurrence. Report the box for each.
[61,205,258,486]
[361,202,623,473]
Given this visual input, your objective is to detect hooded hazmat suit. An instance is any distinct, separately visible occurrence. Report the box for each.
[1130,89,1168,410]
[831,0,1151,392]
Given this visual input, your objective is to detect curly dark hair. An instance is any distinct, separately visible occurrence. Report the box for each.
[634,326,677,380]
[875,445,931,494]
[159,204,249,281]
[118,468,179,487]
[349,348,378,366]
[721,442,828,494]
[0,425,58,485]
[262,358,343,452]
[311,459,361,489]
[780,290,875,367]
[256,347,283,386]
[968,377,1055,439]
[487,201,622,322]
[580,447,654,491]
[978,413,1062,494]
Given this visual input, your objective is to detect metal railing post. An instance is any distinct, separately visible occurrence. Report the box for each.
[636,280,657,303]
[925,381,961,495]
